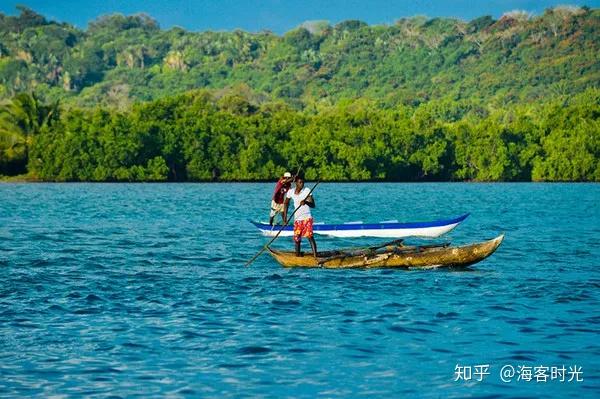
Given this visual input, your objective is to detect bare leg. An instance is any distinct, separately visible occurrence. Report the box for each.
[269,216,274,225]
[308,236,317,257]
[295,240,301,257]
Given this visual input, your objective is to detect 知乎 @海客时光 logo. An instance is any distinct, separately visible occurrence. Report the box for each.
[454,364,583,383]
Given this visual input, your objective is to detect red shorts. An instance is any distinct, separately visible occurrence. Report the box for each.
[293,218,313,243]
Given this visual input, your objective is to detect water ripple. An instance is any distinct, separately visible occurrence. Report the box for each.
[0,183,598,398]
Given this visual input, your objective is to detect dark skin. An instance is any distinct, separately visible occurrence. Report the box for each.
[283,178,317,258]
[269,175,293,225]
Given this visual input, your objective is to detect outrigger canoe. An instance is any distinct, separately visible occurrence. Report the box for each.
[267,234,504,269]
[251,213,469,238]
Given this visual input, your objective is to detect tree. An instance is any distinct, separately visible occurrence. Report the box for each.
[0,92,59,175]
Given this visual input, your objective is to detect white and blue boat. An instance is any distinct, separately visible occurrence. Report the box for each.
[251,213,469,238]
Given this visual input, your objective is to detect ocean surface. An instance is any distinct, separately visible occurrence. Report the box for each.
[0,183,598,398]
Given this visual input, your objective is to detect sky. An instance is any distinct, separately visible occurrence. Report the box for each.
[1,0,599,34]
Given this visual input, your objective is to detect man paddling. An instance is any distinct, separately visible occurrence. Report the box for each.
[269,171,293,225]
[283,175,317,257]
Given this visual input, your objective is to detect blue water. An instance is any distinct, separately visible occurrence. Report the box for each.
[0,183,598,398]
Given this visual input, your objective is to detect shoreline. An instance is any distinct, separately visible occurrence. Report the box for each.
[1,176,596,184]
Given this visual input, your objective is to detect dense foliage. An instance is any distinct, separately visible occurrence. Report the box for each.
[3,88,592,182]
[0,6,598,181]
[0,6,598,107]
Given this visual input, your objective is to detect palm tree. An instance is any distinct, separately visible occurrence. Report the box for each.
[0,92,60,175]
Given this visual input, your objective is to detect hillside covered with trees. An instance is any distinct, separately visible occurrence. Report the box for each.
[0,5,598,181]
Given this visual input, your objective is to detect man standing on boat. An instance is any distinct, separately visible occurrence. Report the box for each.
[283,175,317,257]
[269,171,293,225]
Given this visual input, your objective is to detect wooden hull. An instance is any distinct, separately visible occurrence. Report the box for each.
[267,235,504,269]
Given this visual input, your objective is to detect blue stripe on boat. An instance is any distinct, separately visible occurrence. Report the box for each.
[250,213,470,232]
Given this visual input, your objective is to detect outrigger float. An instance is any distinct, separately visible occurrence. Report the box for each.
[251,213,470,238]
[267,235,504,269]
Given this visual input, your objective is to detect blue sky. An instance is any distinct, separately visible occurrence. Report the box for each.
[1,0,599,33]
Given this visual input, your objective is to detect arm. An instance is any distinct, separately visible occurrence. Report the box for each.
[283,197,290,223]
[272,180,282,200]
[301,195,315,208]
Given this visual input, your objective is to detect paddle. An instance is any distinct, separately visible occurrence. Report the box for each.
[245,180,321,267]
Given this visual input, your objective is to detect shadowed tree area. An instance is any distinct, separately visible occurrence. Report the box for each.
[0,92,59,174]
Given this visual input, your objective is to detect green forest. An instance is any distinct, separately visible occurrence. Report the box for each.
[0,5,598,181]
